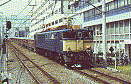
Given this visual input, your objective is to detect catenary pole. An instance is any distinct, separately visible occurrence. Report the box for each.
[61,0,64,14]
[102,0,107,64]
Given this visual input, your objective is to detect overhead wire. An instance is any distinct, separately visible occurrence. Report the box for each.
[0,0,11,6]
[16,0,33,16]
[16,0,66,34]
[13,0,33,28]
[18,0,57,29]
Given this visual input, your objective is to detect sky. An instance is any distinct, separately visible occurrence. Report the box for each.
[0,0,42,36]
[0,0,42,28]
[0,0,37,17]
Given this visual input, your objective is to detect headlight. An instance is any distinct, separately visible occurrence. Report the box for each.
[70,53,73,57]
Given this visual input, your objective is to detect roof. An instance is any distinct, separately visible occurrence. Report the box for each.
[9,37,34,40]
[36,29,71,34]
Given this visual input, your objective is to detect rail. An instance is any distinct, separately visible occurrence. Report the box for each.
[8,42,60,84]
[74,69,131,84]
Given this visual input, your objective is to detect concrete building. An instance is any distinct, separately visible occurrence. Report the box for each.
[30,0,131,60]
[69,0,131,60]
[29,0,73,38]
[9,15,31,37]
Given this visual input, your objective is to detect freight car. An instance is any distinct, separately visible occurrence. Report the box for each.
[35,29,93,68]
[9,37,35,51]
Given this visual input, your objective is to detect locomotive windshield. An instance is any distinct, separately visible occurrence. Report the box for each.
[82,31,92,38]
[62,30,93,39]
[63,31,76,38]
[77,31,93,39]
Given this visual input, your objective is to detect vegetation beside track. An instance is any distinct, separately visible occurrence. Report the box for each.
[109,64,131,75]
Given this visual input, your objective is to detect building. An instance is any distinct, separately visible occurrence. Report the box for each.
[30,0,131,60]
[11,15,31,37]
[70,0,131,60]
[29,0,74,38]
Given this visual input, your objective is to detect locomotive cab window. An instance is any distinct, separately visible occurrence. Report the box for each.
[82,31,92,39]
[77,32,82,38]
[50,33,56,39]
[82,31,87,38]
[63,31,76,38]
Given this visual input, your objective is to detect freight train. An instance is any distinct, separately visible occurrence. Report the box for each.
[9,37,35,51]
[9,29,94,68]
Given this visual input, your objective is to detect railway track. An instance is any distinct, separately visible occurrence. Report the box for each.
[74,69,131,84]
[8,43,60,84]
[7,42,131,84]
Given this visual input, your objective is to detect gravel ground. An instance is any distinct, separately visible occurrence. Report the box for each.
[7,42,131,84]
[92,68,131,83]
[7,46,37,84]
[8,42,98,84]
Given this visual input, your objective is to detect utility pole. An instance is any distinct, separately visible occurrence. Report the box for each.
[78,0,107,65]
[102,0,107,64]
[0,12,4,82]
[1,20,11,84]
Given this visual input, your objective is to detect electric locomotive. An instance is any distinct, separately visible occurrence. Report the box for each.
[35,29,93,68]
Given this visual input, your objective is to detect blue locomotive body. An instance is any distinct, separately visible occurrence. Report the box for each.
[35,29,65,53]
[35,29,93,68]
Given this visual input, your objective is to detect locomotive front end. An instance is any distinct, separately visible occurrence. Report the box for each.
[62,29,93,68]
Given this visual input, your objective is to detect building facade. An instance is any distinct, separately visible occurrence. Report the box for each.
[29,0,72,38]
[30,0,131,59]
[70,0,131,60]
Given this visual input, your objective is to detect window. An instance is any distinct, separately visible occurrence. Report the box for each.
[109,2,115,10]
[84,11,89,17]
[92,8,95,16]
[83,31,93,38]
[124,0,128,5]
[97,25,102,35]
[43,17,45,20]
[129,0,131,4]
[118,0,125,7]
[55,20,58,24]
[124,19,129,33]
[124,19,129,27]
[46,16,48,19]
[119,21,123,27]
[98,0,101,2]
[55,10,58,14]
[52,21,54,25]
[88,9,92,17]
[114,0,118,8]
[115,21,118,28]
[115,22,119,34]
[110,22,114,28]
[59,8,61,12]
[59,18,63,23]
[63,31,76,38]
[106,3,109,11]
[49,23,51,26]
